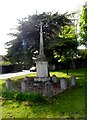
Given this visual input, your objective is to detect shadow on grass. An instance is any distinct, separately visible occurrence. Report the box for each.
[1,83,85,118]
[1,85,85,118]
[1,67,87,119]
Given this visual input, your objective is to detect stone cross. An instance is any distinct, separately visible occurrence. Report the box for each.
[40,22,44,56]
[38,21,46,60]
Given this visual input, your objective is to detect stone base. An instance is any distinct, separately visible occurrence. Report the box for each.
[34,77,50,82]
[36,61,48,77]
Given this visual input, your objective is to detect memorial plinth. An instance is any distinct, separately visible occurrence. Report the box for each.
[34,22,50,82]
[34,61,50,82]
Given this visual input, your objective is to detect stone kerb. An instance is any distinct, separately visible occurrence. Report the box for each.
[51,75,57,83]
[21,77,29,92]
[71,75,76,86]
[43,81,53,97]
[60,77,67,90]
[6,78,13,90]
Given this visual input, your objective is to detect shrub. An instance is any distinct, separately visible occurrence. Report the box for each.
[16,92,30,101]
[0,61,12,66]
[28,93,45,103]
[2,90,45,103]
[2,90,17,100]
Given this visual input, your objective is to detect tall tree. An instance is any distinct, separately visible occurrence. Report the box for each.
[47,23,78,74]
[5,12,77,70]
[79,3,87,47]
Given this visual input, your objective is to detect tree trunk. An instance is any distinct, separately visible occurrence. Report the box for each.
[66,59,68,75]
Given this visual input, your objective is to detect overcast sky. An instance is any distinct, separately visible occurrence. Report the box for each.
[0,0,86,55]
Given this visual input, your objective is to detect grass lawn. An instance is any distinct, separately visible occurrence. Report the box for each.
[0,67,87,119]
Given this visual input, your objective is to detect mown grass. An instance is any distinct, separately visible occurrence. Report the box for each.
[0,67,87,119]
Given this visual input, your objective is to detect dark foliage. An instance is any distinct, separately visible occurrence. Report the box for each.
[5,12,77,69]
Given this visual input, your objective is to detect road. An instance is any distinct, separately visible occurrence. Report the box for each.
[0,70,36,79]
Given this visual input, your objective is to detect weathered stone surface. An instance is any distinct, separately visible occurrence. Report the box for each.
[24,76,28,81]
[6,78,13,90]
[34,77,50,82]
[52,75,57,83]
[34,22,49,82]
[21,77,29,92]
[60,77,67,90]
[43,81,53,97]
[71,75,76,86]
[36,61,48,77]
[37,21,46,61]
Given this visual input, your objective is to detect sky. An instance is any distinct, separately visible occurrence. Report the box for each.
[0,0,86,55]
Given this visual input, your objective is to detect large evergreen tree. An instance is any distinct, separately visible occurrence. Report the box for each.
[5,12,77,69]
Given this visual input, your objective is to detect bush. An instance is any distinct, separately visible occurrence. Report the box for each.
[2,90,17,100]
[16,92,30,101]
[0,61,12,66]
[28,93,45,103]
[2,90,45,103]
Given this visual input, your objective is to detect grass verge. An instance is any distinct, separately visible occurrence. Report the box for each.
[0,67,86,119]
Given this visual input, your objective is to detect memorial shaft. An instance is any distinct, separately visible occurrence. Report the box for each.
[39,22,44,56]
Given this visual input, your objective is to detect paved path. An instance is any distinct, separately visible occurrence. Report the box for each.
[0,70,36,79]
